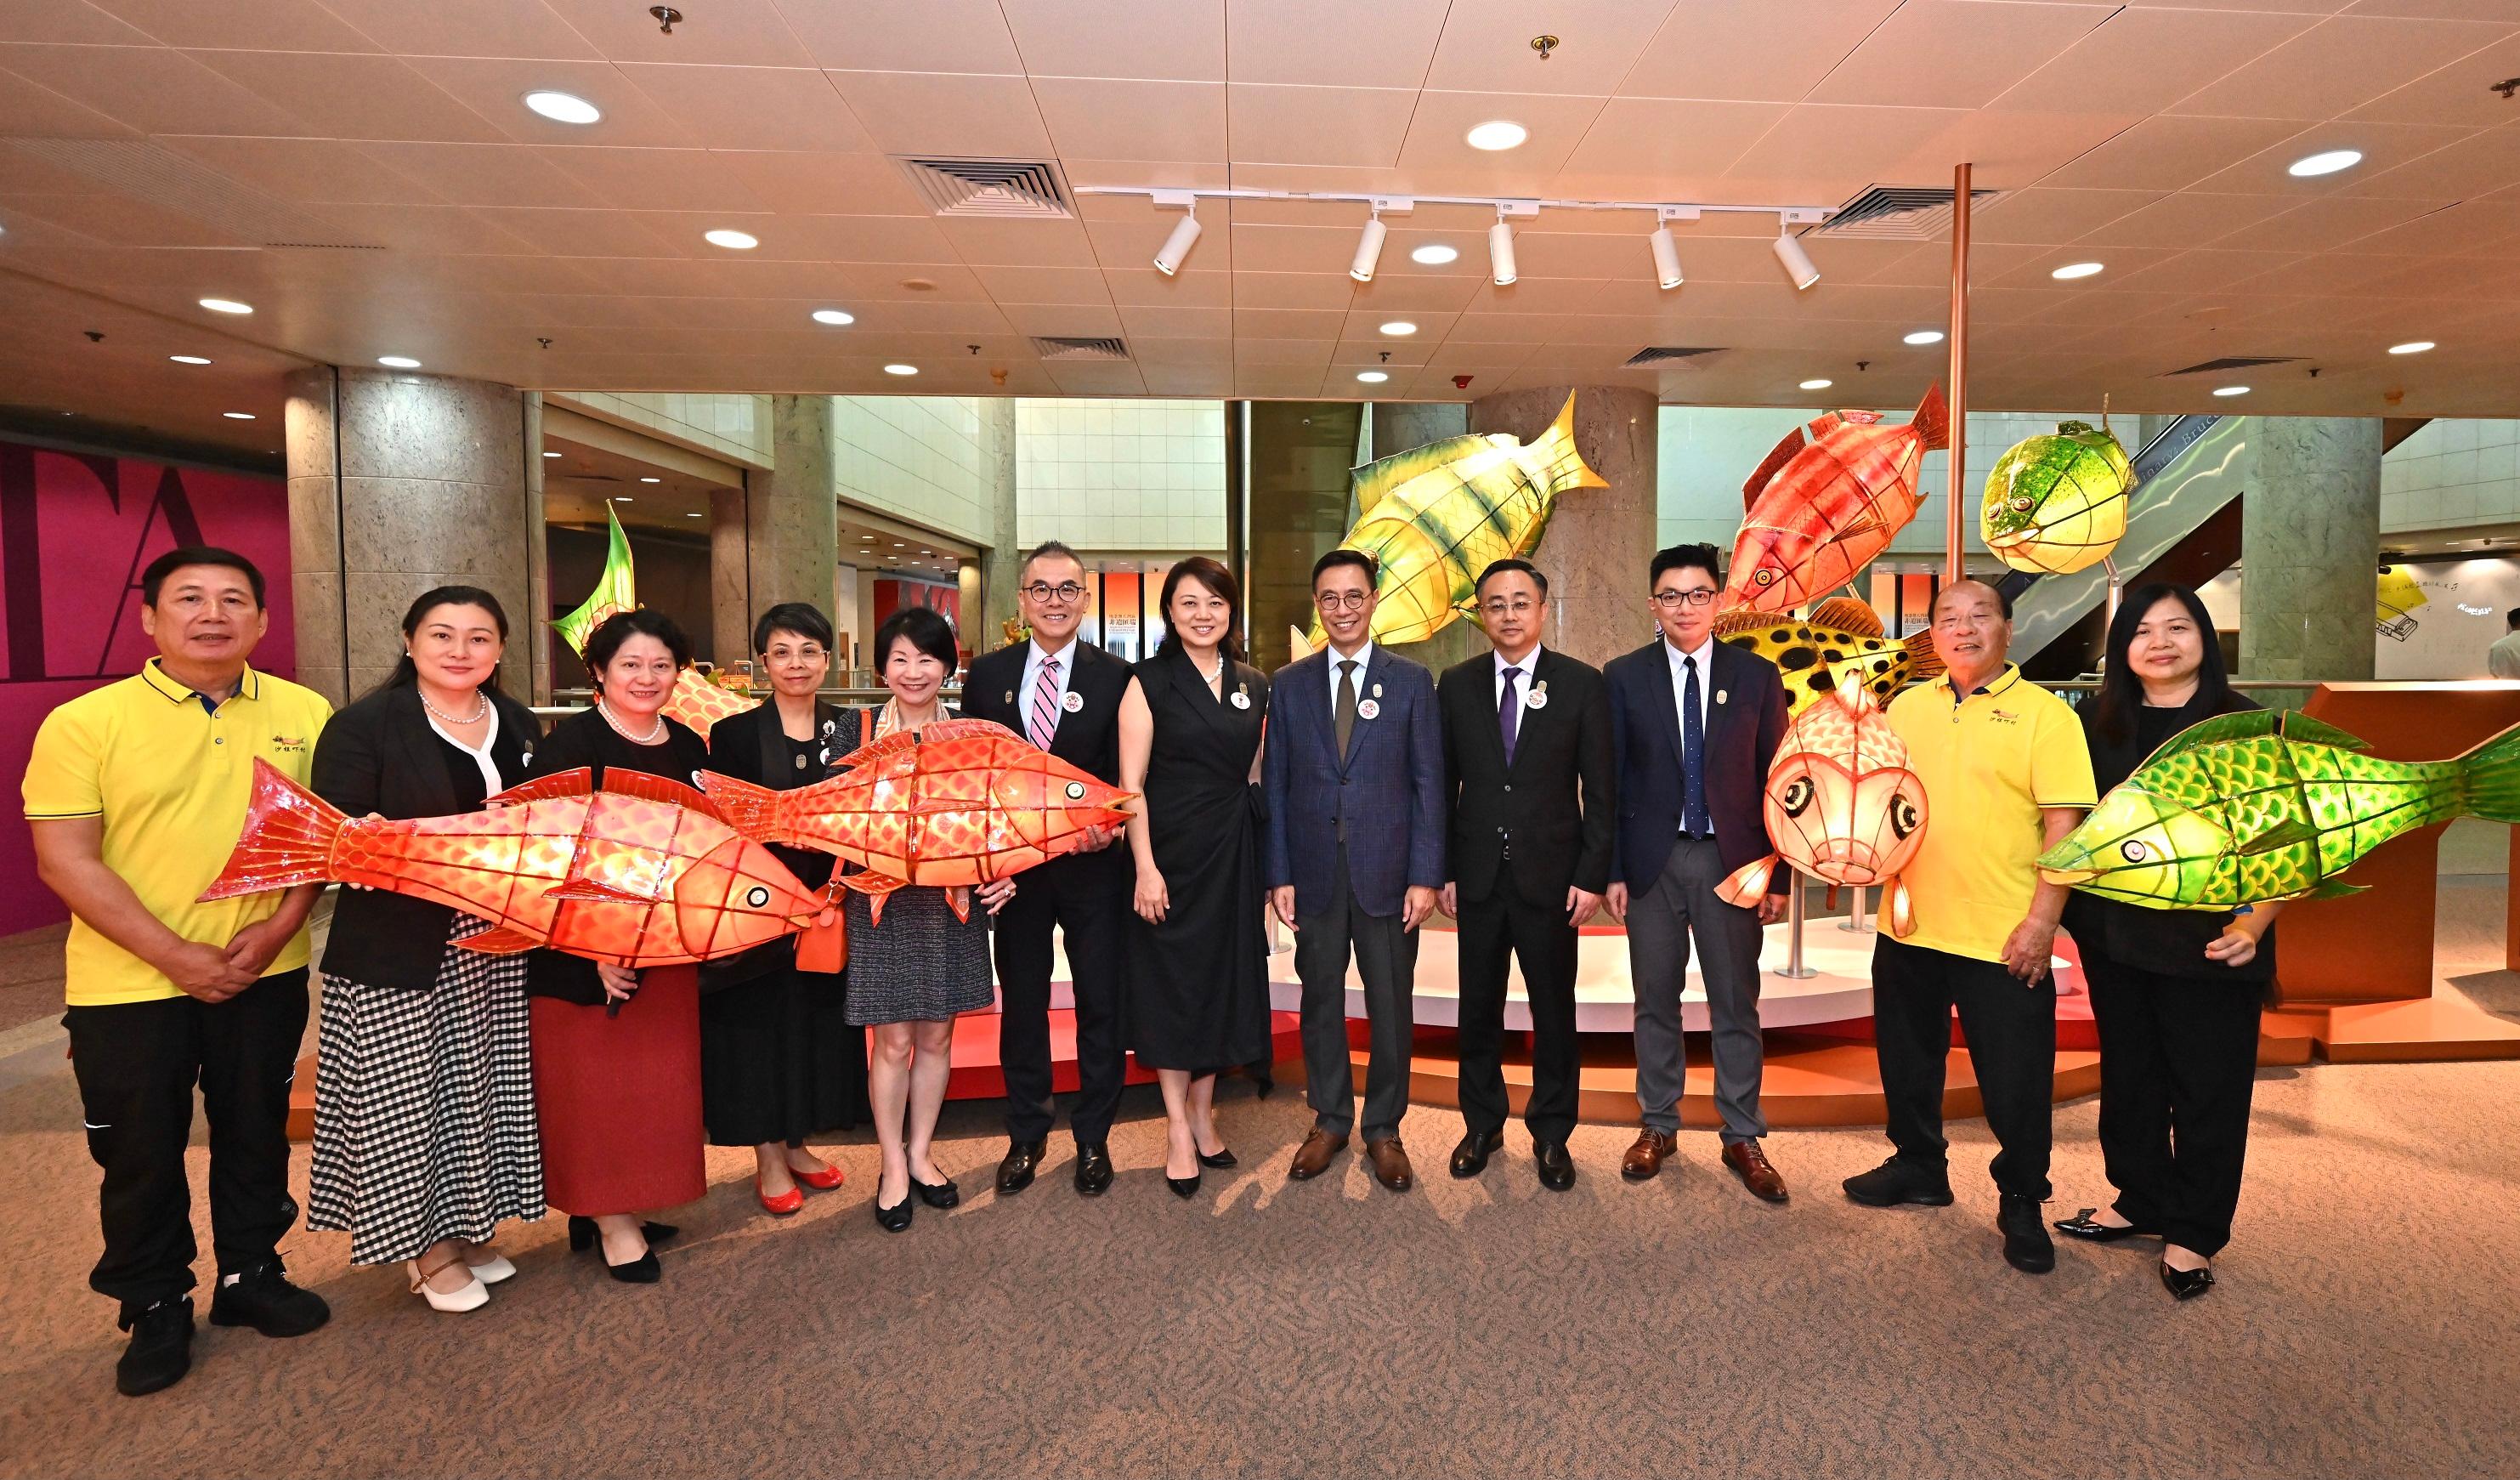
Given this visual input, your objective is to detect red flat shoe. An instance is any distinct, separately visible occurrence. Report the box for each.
[791,1164,845,1191]
[756,1174,805,1216]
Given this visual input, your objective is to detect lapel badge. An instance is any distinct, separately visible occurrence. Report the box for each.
[1716,689,1728,706]
[1371,682,1383,699]
[1002,689,1016,704]
[1231,683,1252,710]
[1062,690,1084,712]
[1526,688,1549,710]
[1356,699,1380,721]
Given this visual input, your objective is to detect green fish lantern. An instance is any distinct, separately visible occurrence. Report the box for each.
[2038,709,2520,910]
[1979,419,2135,576]
[553,501,636,655]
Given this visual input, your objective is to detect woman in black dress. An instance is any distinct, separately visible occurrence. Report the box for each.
[2053,583,2281,1301]
[700,602,867,1216]
[1119,556,1271,1198]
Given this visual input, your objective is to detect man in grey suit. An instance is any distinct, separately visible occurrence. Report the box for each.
[1603,544,1795,1202]
[1265,550,1447,1192]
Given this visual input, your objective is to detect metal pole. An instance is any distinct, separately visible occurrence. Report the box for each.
[1839,882,1874,933]
[2104,553,2124,628]
[1775,877,1820,980]
[1945,161,1972,584]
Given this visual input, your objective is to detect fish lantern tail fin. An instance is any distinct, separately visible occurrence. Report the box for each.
[198,759,348,901]
[1713,854,1778,908]
[1288,625,1318,664]
[696,771,794,845]
[1909,383,1951,453]
[1883,876,1917,938]
[1541,390,1610,492]
[2455,722,2520,824]
[1901,628,1945,683]
[1742,427,1805,507]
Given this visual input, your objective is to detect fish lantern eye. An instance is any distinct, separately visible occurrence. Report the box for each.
[2009,496,2034,513]
[1889,794,1920,839]
[2121,840,2149,864]
[1065,781,1086,801]
[1779,776,1815,817]
[1753,568,1776,587]
[745,885,770,908]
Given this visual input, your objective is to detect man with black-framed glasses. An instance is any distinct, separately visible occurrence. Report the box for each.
[964,542,1133,1197]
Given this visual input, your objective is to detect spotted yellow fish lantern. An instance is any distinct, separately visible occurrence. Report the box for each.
[2376,564,2427,642]
[1979,419,2136,576]
[1714,685,1928,937]
[1304,391,1605,649]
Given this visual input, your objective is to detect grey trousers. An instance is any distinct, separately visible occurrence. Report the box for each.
[1295,848,1418,1142]
[1626,838,1768,1143]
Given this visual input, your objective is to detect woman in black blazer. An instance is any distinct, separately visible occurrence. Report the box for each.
[699,603,867,1216]
[305,586,545,1313]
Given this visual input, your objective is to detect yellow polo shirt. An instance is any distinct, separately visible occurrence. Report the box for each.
[1883,665,2094,964]
[21,661,331,1006]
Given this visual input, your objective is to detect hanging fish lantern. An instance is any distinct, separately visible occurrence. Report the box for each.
[1980,419,2136,576]
[552,501,758,740]
[1713,596,1943,717]
[1713,684,1928,936]
[1724,385,1947,613]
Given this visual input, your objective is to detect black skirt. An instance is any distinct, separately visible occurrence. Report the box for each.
[699,962,869,1146]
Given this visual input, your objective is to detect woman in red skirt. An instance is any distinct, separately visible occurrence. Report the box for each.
[525,610,711,1283]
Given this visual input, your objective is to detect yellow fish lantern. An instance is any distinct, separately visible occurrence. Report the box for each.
[2376,564,2426,642]
[1305,391,1606,649]
[1713,684,1928,937]
[1979,419,2136,576]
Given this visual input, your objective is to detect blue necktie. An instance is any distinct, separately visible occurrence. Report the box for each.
[1682,655,1708,837]
[1498,666,1522,766]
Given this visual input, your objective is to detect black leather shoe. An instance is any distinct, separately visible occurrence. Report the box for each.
[2160,1261,2216,1301]
[1073,1142,1115,1197]
[873,1186,915,1233]
[1998,1194,2055,1273]
[1449,1128,1504,1180]
[1195,1147,1237,1169]
[909,1172,960,1210]
[115,1297,193,1398]
[2053,1207,2162,1243]
[569,1216,677,1252]
[207,1258,330,1337]
[996,1139,1045,1195]
[1166,1170,1203,1199]
[1533,1140,1576,1191]
[1841,1155,1955,1208]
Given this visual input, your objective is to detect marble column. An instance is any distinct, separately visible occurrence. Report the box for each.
[979,397,1021,649]
[711,394,840,668]
[283,366,538,706]
[1371,401,1469,462]
[2240,416,2381,683]
[1461,384,1658,674]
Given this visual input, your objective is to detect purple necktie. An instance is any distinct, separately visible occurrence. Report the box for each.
[1499,665,1523,765]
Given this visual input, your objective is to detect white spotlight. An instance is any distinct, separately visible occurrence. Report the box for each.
[2213,385,2249,397]
[1649,226,1684,291]
[1904,329,1945,346]
[703,228,758,250]
[2288,149,2363,179]
[1487,214,1517,286]
[811,308,854,326]
[2389,340,2435,355]
[1465,120,1527,152]
[199,298,253,315]
[1772,230,1820,290]
[1379,320,1419,337]
[2051,261,2104,281]
[1350,213,1387,283]
[1799,379,1832,391]
[1357,371,1390,383]
[1153,207,1203,277]
[523,90,602,125]
[1410,243,1459,266]
[377,355,421,369]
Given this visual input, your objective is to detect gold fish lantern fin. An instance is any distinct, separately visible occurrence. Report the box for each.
[1908,383,1951,451]
[1900,628,1945,683]
[1807,596,1885,638]
[455,925,542,955]
[1537,390,1608,492]
[2274,710,2371,753]
[1351,434,1494,521]
[1811,410,1882,437]
[1713,854,1778,908]
[2234,815,2320,856]
[2140,708,2284,766]
[597,767,725,822]
[1288,626,1318,663]
[2301,878,2369,901]
[1743,427,1806,507]
[486,768,597,807]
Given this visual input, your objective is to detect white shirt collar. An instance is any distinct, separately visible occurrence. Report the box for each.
[1028,637,1076,671]
[1327,638,1374,674]
[1664,634,1717,671]
[1494,644,1542,678]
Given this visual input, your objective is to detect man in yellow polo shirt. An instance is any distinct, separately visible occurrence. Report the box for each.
[25,547,334,1398]
[1842,579,2095,1278]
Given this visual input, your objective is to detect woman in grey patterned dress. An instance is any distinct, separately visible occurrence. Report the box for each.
[844,606,1014,1231]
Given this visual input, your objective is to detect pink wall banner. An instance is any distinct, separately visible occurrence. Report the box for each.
[0,440,294,936]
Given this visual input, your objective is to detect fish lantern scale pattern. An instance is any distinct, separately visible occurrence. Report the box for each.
[1979,420,2135,576]
[1724,385,1949,614]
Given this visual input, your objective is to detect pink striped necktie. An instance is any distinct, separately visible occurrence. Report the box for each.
[1028,656,1062,751]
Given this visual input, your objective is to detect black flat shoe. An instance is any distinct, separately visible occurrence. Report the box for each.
[603,1250,660,1284]
[1195,1147,1237,1169]
[1166,1170,1203,1199]
[2160,1262,2216,1301]
[909,1172,960,1210]
[2053,1207,2162,1243]
[873,1188,915,1233]
[570,1216,679,1252]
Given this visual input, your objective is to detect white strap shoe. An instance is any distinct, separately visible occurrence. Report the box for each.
[408,1256,490,1313]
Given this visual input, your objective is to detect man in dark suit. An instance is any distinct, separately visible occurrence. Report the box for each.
[1265,550,1447,1193]
[963,542,1132,1197]
[1603,543,1794,1202]
[1438,559,1615,1192]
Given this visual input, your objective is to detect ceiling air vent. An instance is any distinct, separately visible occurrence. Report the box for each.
[4,139,382,249]
[894,156,1074,218]
[1032,337,1130,362]
[1809,184,2006,241]
[2164,355,2299,376]
[1624,346,1724,368]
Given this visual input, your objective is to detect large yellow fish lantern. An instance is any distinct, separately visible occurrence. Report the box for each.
[1979,419,2136,576]
[1713,685,1928,936]
[1305,390,1605,649]
[2376,564,2426,642]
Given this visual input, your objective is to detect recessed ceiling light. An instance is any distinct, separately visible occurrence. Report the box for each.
[811,308,855,326]
[1903,330,1945,346]
[1379,320,1418,337]
[685,512,703,518]
[1799,378,1832,390]
[2050,261,2104,281]
[199,298,252,315]
[1464,120,1528,151]
[892,542,906,547]
[2213,385,2249,397]
[883,363,917,376]
[639,476,660,484]
[523,90,601,125]
[2288,149,2363,179]
[222,411,255,419]
[542,451,562,457]
[615,496,633,502]
[2389,340,2435,355]
[703,228,758,250]
[1410,243,1459,266]
[377,355,421,369]
[1357,371,1390,383]
[169,354,212,365]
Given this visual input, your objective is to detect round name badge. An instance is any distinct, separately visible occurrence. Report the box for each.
[1231,690,1252,709]
[1062,690,1084,712]
[1526,691,1549,710]
[1356,699,1380,720]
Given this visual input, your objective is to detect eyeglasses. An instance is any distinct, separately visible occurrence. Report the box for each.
[1022,581,1087,603]
[1480,598,1538,618]
[1933,611,2001,632]
[1651,588,1718,610]
[767,645,827,661]
[1316,592,1372,612]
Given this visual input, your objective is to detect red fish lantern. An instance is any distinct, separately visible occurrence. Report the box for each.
[704,718,1136,925]
[1724,384,1949,613]
[1713,685,1928,936]
[198,761,840,967]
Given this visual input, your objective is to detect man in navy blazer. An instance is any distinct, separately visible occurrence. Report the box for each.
[1265,550,1446,1193]
[1603,543,1796,1203]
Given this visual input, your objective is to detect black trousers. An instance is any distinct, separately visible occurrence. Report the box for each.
[1455,883,1580,1144]
[993,853,1130,1145]
[65,968,310,1314]
[1294,847,1417,1142]
[1872,937,2055,1199]
[2085,955,2261,1256]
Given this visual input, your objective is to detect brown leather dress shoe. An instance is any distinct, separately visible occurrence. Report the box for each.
[1364,1137,1413,1192]
[1722,1139,1789,1203]
[1286,1127,1348,1181]
[1621,1127,1679,1181]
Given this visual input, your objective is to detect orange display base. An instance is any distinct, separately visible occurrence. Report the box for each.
[2294,997,2520,1063]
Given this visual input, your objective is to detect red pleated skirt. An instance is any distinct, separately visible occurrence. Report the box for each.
[530,963,707,1216]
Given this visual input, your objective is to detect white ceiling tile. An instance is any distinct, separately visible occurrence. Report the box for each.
[1555,99,1788,190]
[824,70,1052,155]
[355,141,604,207]
[1395,90,1609,183]
[1988,7,2317,117]
[1225,85,1416,169]
[1968,188,2160,246]
[534,148,772,213]
[152,135,448,206]
[0,43,314,136]
[2206,194,2450,252]
[536,0,816,66]
[1423,0,1676,97]
[974,265,1115,306]
[999,0,1225,81]
[401,55,692,146]
[940,217,1101,269]
[2081,192,2299,249]
[773,0,1023,72]
[92,0,382,51]
[9,0,157,44]
[1224,0,1447,88]
[313,0,603,59]
[1230,272,1355,309]
[1031,78,1225,163]
[2190,121,2483,197]
[2167,14,2515,122]
[712,150,932,215]
[616,65,871,151]
[2039,115,2310,190]
[1624,0,1900,104]
[1719,104,1968,199]
[1808,1,2113,111]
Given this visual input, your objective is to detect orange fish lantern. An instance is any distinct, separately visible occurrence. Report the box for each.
[1724,384,1949,612]
[663,670,756,739]
[704,718,1135,926]
[198,761,839,967]
[1713,685,1928,936]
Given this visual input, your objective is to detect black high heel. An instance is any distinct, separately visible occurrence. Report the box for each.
[1166,1170,1203,1199]
[873,1185,915,1233]
[2053,1207,2162,1243]
[1195,1148,1237,1169]
[569,1216,678,1252]
[909,1172,960,1210]
[2160,1261,2216,1301]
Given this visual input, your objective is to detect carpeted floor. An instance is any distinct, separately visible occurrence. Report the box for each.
[4,887,2519,1479]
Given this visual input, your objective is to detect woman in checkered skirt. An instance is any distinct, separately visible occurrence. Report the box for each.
[306,587,546,1313]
